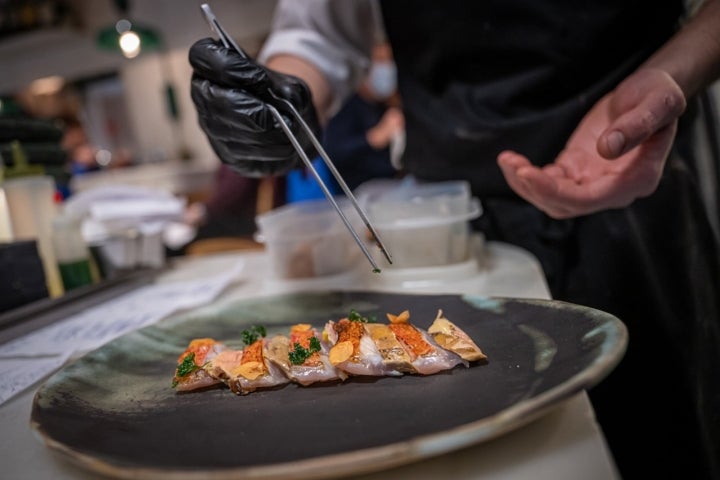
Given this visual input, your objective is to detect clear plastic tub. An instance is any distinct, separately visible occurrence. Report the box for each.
[255,198,363,279]
[356,178,483,269]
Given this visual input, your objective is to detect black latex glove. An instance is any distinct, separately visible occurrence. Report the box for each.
[189,38,320,177]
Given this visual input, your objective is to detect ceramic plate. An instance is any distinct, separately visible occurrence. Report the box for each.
[31,291,627,479]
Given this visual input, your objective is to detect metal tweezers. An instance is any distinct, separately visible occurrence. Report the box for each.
[200,3,392,271]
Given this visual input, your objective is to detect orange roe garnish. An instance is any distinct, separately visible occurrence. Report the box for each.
[389,323,433,356]
[241,340,265,366]
[178,338,216,365]
[334,319,365,355]
[290,326,321,365]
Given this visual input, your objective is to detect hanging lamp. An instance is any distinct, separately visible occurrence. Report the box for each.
[96,0,162,58]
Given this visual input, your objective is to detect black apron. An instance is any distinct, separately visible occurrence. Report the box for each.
[379,1,720,478]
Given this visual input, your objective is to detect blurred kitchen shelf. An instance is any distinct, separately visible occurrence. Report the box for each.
[0,27,123,94]
[69,160,217,197]
[0,266,163,344]
[0,27,81,54]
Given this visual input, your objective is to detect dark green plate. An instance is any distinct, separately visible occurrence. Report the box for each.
[31,291,627,479]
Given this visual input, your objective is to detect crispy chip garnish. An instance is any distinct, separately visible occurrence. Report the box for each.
[232,361,266,380]
[386,310,410,324]
[329,340,354,365]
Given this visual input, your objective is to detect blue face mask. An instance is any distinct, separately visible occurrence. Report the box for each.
[368,61,397,99]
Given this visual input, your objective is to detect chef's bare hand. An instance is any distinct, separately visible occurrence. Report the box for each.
[189,38,320,177]
[497,68,686,219]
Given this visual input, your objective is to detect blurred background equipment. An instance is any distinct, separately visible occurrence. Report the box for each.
[0,240,49,312]
[0,104,70,301]
[95,0,161,59]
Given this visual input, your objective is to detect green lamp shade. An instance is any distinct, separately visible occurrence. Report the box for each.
[96,22,162,54]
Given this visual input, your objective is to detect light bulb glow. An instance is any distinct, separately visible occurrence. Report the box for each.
[119,31,141,58]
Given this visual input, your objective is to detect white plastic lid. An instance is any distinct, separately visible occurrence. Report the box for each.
[255,197,362,242]
[354,177,481,227]
[370,197,482,229]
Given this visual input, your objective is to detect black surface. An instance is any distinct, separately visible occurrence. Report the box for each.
[0,240,48,312]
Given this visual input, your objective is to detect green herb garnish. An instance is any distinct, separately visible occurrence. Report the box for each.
[172,352,199,387]
[176,352,198,376]
[372,268,381,274]
[288,336,321,365]
[241,325,267,345]
[348,308,376,323]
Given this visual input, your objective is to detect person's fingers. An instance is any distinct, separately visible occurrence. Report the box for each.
[541,164,567,179]
[498,151,573,217]
[608,122,677,199]
[497,151,534,195]
[497,150,533,170]
[513,167,582,218]
[504,148,628,218]
[597,77,685,159]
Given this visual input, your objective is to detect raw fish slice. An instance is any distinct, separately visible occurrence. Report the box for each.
[226,339,291,395]
[428,309,487,362]
[172,338,227,391]
[265,324,346,386]
[264,334,292,371]
[205,348,244,384]
[387,311,467,375]
[290,353,346,385]
[325,319,402,377]
[363,323,416,373]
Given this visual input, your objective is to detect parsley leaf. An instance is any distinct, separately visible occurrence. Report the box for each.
[241,325,267,345]
[175,352,198,378]
[288,337,322,365]
[348,308,376,323]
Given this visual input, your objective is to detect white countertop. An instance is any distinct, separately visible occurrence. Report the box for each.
[0,240,620,479]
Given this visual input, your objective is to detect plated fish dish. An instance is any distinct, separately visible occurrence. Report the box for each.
[172,309,487,395]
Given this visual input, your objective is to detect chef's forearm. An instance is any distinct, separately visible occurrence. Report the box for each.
[266,54,334,124]
[643,0,720,98]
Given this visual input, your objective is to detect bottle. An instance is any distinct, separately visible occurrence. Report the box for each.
[2,141,64,297]
[3,175,64,298]
[52,212,94,291]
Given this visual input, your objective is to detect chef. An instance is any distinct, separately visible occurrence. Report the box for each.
[188,1,720,478]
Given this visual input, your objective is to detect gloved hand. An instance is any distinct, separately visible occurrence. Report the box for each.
[189,38,320,177]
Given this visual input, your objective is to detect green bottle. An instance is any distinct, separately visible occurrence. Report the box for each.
[52,212,94,291]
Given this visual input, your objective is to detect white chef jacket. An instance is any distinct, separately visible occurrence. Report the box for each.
[257,0,385,116]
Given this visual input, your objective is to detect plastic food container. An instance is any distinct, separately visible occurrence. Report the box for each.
[355,178,483,269]
[255,198,363,279]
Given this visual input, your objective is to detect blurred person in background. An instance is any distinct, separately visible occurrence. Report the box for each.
[60,117,100,176]
[286,40,403,201]
[188,1,720,478]
[60,115,134,181]
[319,41,404,191]
[183,167,285,240]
